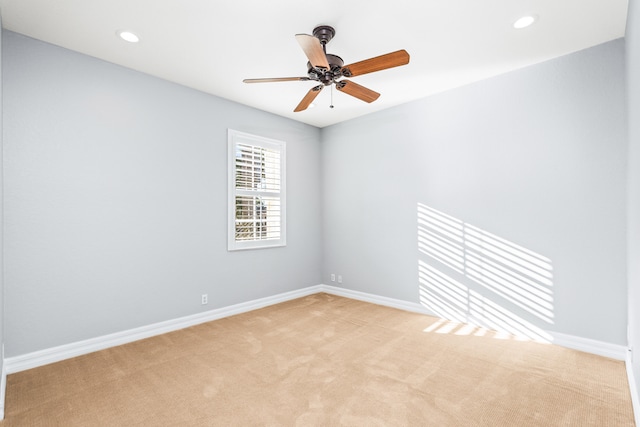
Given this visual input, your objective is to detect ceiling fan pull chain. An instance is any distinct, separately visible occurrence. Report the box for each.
[330,84,334,109]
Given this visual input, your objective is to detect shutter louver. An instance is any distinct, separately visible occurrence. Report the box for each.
[228,130,286,250]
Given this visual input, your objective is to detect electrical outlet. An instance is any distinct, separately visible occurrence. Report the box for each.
[331,273,336,282]
[201,294,208,305]
[337,275,342,284]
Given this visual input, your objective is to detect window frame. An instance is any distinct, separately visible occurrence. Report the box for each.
[227,129,286,251]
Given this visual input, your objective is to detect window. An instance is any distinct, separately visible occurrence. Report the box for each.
[228,129,286,250]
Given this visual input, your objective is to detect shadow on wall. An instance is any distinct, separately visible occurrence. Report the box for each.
[417,203,554,342]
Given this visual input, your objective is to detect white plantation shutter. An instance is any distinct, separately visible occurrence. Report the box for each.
[228,130,286,250]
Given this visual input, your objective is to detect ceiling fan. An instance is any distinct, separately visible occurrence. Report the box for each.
[243,25,410,112]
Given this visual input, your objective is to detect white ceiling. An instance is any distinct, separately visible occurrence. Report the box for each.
[0,0,629,128]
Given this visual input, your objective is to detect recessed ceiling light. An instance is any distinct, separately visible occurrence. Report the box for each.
[117,30,140,43]
[513,15,537,29]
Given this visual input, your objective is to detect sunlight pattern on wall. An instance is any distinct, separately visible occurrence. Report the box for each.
[417,203,554,342]
[418,261,468,323]
[417,205,465,274]
[464,224,554,323]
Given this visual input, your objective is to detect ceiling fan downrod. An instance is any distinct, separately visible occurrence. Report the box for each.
[306,26,342,86]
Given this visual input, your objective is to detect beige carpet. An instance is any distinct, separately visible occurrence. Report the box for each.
[1,293,635,426]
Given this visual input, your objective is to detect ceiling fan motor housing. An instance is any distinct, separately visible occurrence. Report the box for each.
[307,53,344,85]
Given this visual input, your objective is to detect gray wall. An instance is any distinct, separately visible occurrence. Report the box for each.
[627,0,640,397]
[2,31,322,357]
[322,39,628,345]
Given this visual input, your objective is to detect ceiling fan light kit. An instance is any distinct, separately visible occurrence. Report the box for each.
[243,25,410,112]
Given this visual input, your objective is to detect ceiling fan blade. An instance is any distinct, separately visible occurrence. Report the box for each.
[336,80,380,103]
[341,49,410,77]
[243,77,311,83]
[294,85,323,112]
[295,34,330,69]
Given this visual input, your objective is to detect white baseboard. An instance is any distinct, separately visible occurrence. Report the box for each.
[320,284,629,361]
[3,284,628,378]
[627,350,640,426]
[550,331,628,361]
[4,285,323,374]
[320,284,433,315]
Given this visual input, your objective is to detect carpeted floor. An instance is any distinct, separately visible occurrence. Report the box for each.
[1,293,635,426]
